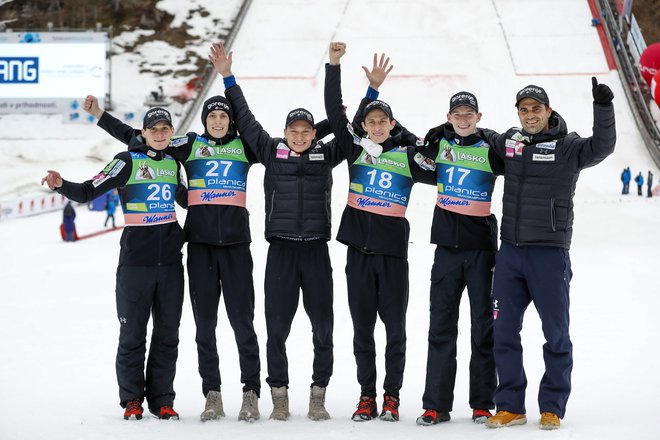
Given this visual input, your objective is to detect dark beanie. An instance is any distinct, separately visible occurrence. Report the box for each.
[201,95,233,128]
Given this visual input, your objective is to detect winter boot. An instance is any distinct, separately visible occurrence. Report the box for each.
[540,412,560,430]
[200,390,225,421]
[307,385,330,421]
[269,386,289,421]
[485,410,526,428]
[238,390,260,422]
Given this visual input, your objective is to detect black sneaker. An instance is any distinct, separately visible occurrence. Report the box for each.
[416,409,450,425]
[379,395,400,422]
[352,396,377,421]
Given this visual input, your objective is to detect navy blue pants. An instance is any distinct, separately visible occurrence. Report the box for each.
[492,242,573,418]
[187,242,260,397]
[422,246,496,412]
[346,247,408,399]
[115,263,184,411]
[265,239,334,389]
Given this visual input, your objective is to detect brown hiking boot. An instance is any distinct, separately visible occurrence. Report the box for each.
[540,412,560,430]
[485,410,527,428]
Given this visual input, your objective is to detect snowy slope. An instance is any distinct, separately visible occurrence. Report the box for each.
[1,1,659,439]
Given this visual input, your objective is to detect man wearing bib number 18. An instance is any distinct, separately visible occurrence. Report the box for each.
[41,108,186,421]
[413,92,503,426]
[324,42,436,422]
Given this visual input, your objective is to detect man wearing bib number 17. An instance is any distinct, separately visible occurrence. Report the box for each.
[324,42,436,422]
[41,108,186,421]
[413,92,503,426]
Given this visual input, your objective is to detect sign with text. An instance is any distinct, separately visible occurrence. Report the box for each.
[0,32,109,114]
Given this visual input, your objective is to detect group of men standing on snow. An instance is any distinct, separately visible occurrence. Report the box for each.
[41,41,616,430]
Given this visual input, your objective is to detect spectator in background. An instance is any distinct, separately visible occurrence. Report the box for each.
[635,171,644,195]
[105,190,117,228]
[63,201,76,242]
[647,170,653,198]
[621,166,630,194]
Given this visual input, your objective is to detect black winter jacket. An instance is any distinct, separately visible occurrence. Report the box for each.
[325,63,436,258]
[225,83,345,241]
[56,136,186,266]
[483,104,616,249]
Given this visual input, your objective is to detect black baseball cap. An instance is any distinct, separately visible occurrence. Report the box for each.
[449,91,479,112]
[515,85,550,107]
[143,107,172,129]
[285,108,314,128]
[363,100,394,120]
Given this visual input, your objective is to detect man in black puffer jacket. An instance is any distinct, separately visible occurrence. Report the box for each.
[209,42,344,422]
[482,79,616,430]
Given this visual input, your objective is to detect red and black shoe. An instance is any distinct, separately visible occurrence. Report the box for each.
[379,395,400,422]
[416,409,451,425]
[352,396,378,422]
[123,399,143,420]
[472,408,493,424]
[153,405,179,420]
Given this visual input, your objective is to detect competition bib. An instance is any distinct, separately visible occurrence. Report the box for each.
[121,152,178,226]
[185,136,249,207]
[347,146,413,218]
[435,138,495,216]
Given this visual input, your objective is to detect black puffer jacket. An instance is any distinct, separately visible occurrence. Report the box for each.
[225,83,345,241]
[483,104,616,249]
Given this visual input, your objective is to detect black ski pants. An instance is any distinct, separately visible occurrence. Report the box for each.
[422,246,496,412]
[346,247,408,399]
[264,239,334,389]
[115,263,184,411]
[187,242,260,397]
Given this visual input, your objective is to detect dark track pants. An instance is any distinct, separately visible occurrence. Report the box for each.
[115,263,184,411]
[422,246,496,412]
[346,247,408,399]
[187,242,260,396]
[492,242,573,418]
[265,240,333,388]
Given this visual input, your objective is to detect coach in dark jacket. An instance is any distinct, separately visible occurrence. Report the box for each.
[482,79,615,430]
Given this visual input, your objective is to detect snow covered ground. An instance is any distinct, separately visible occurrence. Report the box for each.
[1,0,659,439]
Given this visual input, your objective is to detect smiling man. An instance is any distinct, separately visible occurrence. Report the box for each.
[209,42,346,422]
[481,80,616,430]
[413,92,502,427]
[42,107,187,422]
[84,93,263,423]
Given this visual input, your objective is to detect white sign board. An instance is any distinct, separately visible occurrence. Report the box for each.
[0,31,108,114]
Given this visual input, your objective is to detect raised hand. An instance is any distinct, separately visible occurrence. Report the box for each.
[362,53,394,91]
[329,41,347,65]
[592,76,614,105]
[82,95,103,119]
[41,170,63,190]
[209,42,233,77]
